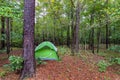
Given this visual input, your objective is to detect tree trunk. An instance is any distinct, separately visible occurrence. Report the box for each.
[105,0,109,49]
[70,0,75,50]
[6,17,10,56]
[42,30,45,41]
[97,27,101,53]
[1,17,5,49]
[10,18,13,50]
[67,25,70,47]
[106,18,109,49]
[91,27,94,54]
[89,12,95,54]
[72,1,80,54]
[20,0,35,79]
[88,30,92,50]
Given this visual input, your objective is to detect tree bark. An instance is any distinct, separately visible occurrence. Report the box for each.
[89,30,92,50]
[1,17,5,49]
[10,18,13,50]
[6,17,10,56]
[106,16,109,49]
[72,1,80,54]
[97,27,101,53]
[42,30,45,41]
[89,12,95,54]
[91,28,94,54]
[105,0,109,49]
[67,25,70,47]
[20,0,35,79]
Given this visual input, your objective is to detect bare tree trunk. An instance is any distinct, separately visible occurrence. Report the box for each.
[60,28,63,45]
[10,18,13,50]
[72,1,80,54]
[97,27,101,53]
[1,17,5,49]
[91,27,94,54]
[106,17,109,49]
[42,30,45,41]
[20,0,36,79]
[89,30,92,50]
[53,27,56,44]
[105,0,109,49]
[89,13,94,54]
[67,25,70,47]
[6,17,10,56]
[71,0,75,51]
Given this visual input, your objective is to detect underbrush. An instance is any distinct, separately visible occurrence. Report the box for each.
[0,49,6,54]
[108,45,120,53]
[97,60,110,72]
[97,50,120,73]
[57,46,71,56]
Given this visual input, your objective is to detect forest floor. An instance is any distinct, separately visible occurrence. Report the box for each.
[0,49,120,80]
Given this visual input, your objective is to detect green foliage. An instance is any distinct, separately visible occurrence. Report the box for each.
[0,34,6,41]
[104,76,111,80]
[98,50,120,59]
[0,49,6,54]
[58,47,67,54]
[97,60,109,72]
[11,32,23,47]
[0,71,6,78]
[9,55,23,71]
[58,46,71,55]
[36,58,47,65]
[0,0,23,18]
[108,45,120,52]
[109,58,120,65]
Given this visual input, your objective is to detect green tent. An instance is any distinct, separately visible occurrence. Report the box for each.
[35,41,59,60]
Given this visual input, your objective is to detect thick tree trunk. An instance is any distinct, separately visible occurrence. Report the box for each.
[70,0,75,50]
[6,17,10,56]
[20,0,35,79]
[72,1,80,54]
[1,17,5,49]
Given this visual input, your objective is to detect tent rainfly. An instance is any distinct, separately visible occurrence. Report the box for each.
[35,41,59,60]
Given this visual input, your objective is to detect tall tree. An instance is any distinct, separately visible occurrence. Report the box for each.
[0,17,5,49]
[72,0,80,54]
[97,24,101,53]
[6,17,10,56]
[105,0,109,49]
[20,0,35,79]
[90,13,94,54]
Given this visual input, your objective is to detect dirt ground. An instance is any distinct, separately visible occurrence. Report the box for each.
[0,49,120,80]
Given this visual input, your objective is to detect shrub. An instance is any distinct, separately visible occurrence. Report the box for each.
[9,55,23,71]
[97,60,109,72]
[108,45,120,52]
[0,71,6,78]
[109,57,120,65]
[36,58,47,65]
